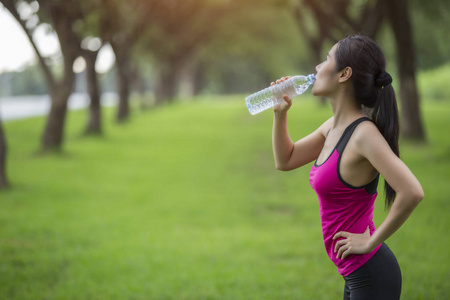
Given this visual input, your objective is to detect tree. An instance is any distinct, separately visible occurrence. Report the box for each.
[139,0,240,103]
[98,0,150,122]
[1,0,82,152]
[384,0,425,140]
[0,116,8,188]
[196,2,308,94]
[82,43,102,134]
[77,1,107,135]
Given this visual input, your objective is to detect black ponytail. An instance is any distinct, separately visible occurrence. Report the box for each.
[335,34,400,208]
[372,84,399,207]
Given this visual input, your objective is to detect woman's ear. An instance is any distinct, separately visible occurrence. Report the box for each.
[339,67,352,83]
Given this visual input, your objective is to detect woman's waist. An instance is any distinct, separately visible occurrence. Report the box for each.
[320,217,377,244]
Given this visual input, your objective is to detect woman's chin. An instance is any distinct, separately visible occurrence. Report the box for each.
[311,85,326,97]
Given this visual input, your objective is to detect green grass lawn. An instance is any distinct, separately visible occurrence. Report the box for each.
[1,96,449,299]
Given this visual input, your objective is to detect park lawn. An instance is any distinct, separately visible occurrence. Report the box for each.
[0,96,448,299]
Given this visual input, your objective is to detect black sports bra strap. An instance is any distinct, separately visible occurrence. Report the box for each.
[336,117,372,154]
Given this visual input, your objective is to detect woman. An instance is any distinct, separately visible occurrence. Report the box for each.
[271,35,424,299]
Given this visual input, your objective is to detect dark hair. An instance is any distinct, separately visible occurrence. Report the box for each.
[335,34,399,208]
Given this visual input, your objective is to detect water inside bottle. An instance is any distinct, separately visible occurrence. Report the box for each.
[295,83,309,95]
[247,96,276,115]
[272,81,297,100]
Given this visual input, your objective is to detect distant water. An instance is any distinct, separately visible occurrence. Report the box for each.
[0,93,118,122]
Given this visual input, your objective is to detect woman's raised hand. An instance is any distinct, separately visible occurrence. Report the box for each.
[271,76,292,114]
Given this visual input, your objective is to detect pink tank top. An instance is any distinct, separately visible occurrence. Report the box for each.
[309,117,381,276]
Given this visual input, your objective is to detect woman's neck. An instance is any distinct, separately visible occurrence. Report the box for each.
[329,89,364,128]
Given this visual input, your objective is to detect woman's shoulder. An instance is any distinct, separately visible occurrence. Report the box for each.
[353,119,387,149]
[354,118,381,137]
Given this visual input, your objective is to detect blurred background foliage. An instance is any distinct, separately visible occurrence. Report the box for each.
[0,0,447,98]
[0,0,447,184]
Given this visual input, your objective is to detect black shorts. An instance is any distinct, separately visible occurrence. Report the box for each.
[343,243,402,300]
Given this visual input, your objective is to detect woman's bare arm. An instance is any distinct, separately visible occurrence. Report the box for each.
[272,95,331,171]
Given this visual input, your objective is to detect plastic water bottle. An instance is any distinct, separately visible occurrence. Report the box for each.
[246,74,315,115]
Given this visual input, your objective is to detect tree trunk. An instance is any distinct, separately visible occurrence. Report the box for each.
[83,50,102,135]
[0,116,8,188]
[357,0,384,39]
[116,57,130,122]
[193,64,205,96]
[293,3,331,105]
[178,58,199,99]
[40,48,77,152]
[3,0,81,152]
[153,61,178,105]
[385,0,425,141]
[129,67,150,110]
[40,32,77,152]
[41,87,71,152]
[111,43,131,123]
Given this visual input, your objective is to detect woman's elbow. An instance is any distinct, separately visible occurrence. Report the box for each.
[414,187,425,204]
[409,186,424,205]
[275,162,291,171]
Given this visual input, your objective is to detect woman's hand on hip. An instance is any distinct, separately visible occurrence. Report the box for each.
[333,227,375,259]
[271,76,292,114]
